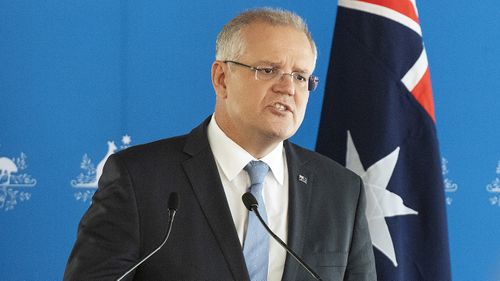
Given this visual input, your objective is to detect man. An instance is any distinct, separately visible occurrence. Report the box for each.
[64,8,376,281]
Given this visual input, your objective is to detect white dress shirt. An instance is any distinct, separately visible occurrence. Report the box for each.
[207,115,289,281]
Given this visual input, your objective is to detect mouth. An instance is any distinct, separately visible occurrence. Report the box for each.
[272,102,292,113]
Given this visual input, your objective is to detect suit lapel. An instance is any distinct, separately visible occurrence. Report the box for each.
[182,118,249,281]
[281,141,314,281]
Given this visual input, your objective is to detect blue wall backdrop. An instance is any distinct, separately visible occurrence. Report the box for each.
[1,1,499,280]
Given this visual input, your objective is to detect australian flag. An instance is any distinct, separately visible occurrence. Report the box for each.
[316,0,451,280]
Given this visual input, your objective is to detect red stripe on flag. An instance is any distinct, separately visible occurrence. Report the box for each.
[357,0,419,24]
[411,68,435,122]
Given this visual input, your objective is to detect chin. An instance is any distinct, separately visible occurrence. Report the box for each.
[265,126,297,141]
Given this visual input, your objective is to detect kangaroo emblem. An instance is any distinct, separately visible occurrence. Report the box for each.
[72,136,131,203]
[0,157,18,185]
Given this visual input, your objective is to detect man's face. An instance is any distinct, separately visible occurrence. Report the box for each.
[218,22,316,147]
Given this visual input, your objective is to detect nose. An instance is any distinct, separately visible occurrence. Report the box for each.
[274,73,295,95]
[280,73,295,81]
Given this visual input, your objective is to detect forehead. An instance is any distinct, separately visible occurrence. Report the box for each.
[239,22,316,71]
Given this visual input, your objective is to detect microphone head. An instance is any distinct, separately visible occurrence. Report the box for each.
[168,192,179,211]
[242,192,258,211]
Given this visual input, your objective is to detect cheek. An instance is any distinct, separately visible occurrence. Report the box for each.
[227,89,259,117]
[295,95,309,117]
[235,88,268,112]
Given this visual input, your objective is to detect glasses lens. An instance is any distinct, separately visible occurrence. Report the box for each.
[254,66,318,92]
[256,68,279,80]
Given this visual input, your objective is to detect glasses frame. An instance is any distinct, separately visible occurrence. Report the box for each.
[224,60,319,92]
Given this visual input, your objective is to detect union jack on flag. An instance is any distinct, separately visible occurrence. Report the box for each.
[316,0,451,280]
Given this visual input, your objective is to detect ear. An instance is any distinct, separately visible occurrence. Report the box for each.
[211,61,228,98]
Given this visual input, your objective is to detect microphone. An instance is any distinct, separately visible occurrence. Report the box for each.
[242,192,322,281]
[116,192,180,281]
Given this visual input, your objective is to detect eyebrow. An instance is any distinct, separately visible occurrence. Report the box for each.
[254,60,310,74]
[254,60,280,67]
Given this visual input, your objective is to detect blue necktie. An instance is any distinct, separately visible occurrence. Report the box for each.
[243,160,270,281]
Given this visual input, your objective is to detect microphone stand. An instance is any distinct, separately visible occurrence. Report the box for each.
[251,206,322,281]
[242,192,322,281]
[116,193,179,281]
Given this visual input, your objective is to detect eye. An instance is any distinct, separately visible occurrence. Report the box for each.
[293,73,307,82]
[258,67,276,75]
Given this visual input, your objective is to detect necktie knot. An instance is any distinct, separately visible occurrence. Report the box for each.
[244,161,269,192]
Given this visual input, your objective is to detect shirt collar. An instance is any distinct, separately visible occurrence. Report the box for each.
[207,114,285,185]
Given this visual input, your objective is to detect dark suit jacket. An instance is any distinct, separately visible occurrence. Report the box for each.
[64,117,376,281]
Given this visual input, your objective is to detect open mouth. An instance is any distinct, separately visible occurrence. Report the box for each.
[273,102,289,112]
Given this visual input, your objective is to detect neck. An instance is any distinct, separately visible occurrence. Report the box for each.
[213,114,281,159]
[235,135,280,159]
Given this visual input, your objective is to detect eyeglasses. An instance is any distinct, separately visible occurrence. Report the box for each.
[224,60,319,92]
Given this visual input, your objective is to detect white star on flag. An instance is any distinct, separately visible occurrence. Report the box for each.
[345,131,418,267]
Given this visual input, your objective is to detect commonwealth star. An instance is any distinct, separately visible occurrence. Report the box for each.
[345,131,418,267]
